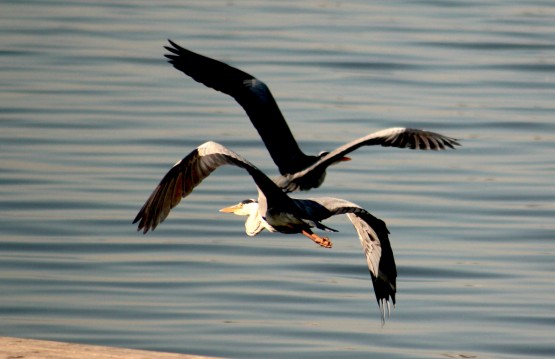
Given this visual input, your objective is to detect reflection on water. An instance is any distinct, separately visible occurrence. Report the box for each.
[1,1,554,358]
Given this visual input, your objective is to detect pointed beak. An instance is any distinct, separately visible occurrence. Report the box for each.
[219,204,241,213]
[330,156,352,166]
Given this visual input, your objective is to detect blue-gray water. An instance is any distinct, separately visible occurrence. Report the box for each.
[1,1,554,358]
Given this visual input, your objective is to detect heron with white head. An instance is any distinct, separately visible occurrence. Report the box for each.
[133,141,396,321]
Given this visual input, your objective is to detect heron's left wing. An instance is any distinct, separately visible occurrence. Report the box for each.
[346,211,396,321]
[276,127,460,192]
[309,197,397,321]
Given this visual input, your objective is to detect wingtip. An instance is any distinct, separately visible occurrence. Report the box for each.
[164,53,177,61]
[164,40,182,57]
[137,223,152,235]
[166,39,183,51]
[132,214,154,234]
[378,297,394,324]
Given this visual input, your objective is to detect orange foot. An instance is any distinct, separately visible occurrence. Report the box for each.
[302,230,333,248]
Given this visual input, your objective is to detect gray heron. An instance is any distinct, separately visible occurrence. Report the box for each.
[133,141,396,320]
[164,40,460,192]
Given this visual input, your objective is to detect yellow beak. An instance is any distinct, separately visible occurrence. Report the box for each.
[219,204,242,213]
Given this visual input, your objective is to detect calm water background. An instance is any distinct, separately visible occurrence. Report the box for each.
[1,1,554,358]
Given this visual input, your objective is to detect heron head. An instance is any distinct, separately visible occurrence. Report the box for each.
[219,199,258,216]
[317,151,351,165]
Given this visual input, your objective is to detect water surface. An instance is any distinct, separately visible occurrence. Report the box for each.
[1,1,554,358]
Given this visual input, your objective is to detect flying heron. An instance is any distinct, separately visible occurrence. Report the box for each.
[133,141,396,320]
[164,40,460,192]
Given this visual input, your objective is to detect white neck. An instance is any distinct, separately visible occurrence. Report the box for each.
[242,201,275,236]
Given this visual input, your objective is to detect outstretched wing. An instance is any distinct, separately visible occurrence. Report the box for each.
[276,127,461,192]
[133,141,287,233]
[308,197,397,321]
[346,211,396,321]
[164,40,312,175]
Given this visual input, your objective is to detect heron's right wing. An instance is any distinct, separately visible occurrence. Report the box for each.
[133,141,286,233]
[164,40,310,175]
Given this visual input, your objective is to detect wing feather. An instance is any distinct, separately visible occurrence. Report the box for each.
[164,40,310,174]
[277,127,460,192]
[308,197,397,320]
[133,141,286,233]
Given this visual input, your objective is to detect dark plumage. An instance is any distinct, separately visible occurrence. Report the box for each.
[164,40,460,192]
